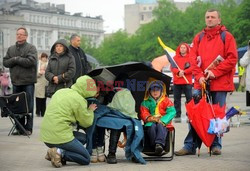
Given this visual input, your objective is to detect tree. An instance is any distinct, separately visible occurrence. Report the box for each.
[232,0,250,46]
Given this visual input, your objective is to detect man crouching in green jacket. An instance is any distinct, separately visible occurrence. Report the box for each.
[40,75,98,168]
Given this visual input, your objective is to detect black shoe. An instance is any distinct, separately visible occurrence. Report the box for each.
[131,156,139,163]
[106,153,117,164]
[155,144,163,155]
[11,130,23,135]
[25,131,32,136]
[61,158,67,165]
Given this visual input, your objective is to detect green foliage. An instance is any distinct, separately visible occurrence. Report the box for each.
[87,0,249,65]
[92,30,132,65]
[232,0,250,46]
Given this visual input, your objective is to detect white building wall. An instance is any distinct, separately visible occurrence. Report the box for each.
[0,9,104,68]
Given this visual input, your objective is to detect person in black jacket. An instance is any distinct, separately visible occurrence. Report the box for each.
[45,39,76,97]
[69,34,91,83]
[3,27,38,135]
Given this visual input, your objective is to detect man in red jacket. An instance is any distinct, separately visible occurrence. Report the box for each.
[171,43,193,122]
[175,9,238,156]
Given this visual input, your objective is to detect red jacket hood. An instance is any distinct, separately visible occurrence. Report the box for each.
[202,25,227,41]
[175,43,190,57]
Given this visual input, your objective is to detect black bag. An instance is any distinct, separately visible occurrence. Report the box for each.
[45,86,53,98]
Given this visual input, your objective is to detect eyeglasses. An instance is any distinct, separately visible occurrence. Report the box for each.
[16,33,27,36]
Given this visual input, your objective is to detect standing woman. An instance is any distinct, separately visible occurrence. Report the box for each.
[35,53,49,117]
[239,40,250,106]
[45,39,76,97]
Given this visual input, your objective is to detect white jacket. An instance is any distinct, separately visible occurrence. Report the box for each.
[240,50,250,91]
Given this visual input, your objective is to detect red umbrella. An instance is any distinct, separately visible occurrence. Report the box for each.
[185,85,225,155]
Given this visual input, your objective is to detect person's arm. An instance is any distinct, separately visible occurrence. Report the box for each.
[184,58,194,75]
[240,51,250,67]
[75,99,95,128]
[160,106,176,125]
[45,60,55,82]
[3,48,18,68]
[160,98,176,124]
[15,45,37,68]
[189,33,205,84]
[211,33,238,78]
[140,104,151,123]
[58,54,76,83]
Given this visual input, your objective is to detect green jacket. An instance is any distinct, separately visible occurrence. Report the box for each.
[40,75,97,144]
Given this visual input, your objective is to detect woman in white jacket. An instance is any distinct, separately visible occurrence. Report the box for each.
[239,41,250,106]
[35,53,49,116]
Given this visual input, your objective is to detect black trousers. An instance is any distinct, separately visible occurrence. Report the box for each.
[36,97,47,117]
[109,129,122,154]
[247,91,250,106]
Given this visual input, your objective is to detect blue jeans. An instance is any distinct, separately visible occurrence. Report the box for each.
[183,89,227,152]
[45,134,90,165]
[173,84,192,118]
[147,123,168,147]
[13,84,34,132]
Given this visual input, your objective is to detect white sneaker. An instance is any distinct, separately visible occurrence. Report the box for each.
[97,146,105,162]
[91,149,98,163]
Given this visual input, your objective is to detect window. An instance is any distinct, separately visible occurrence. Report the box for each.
[45,31,49,49]
[141,14,144,21]
[30,29,35,44]
[0,31,3,45]
[37,30,42,47]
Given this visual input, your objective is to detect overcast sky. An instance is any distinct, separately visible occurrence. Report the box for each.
[36,0,193,33]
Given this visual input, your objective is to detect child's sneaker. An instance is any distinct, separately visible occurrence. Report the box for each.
[97,146,105,162]
[106,152,117,164]
[91,149,98,163]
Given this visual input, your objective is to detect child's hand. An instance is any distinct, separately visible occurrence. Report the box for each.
[147,116,159,123]
[152,117,160,122]
[89,103,97,111]
[158,120,166,126]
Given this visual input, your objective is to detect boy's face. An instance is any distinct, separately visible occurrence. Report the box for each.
[150,88,161,99]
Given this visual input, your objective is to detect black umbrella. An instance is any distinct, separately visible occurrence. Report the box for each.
[88,62,172,112]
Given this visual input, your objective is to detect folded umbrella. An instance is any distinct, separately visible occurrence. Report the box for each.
[186,85,225,155]
[226,106,240,120]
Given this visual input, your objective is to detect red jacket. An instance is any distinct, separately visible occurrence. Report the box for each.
[190,25,238,91]
[171,43,193,85]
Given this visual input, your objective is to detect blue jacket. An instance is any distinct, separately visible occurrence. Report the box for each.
[86,102,146,164]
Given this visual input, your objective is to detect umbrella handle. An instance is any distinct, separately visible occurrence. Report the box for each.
[202,83,206,98]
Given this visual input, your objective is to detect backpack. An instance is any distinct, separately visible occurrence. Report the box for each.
[199,30,226,44]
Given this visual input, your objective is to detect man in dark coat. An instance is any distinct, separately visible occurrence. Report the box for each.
[3,27,38,135]
[69,34,90,83]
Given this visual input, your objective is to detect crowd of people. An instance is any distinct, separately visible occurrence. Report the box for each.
[1,8,249,168]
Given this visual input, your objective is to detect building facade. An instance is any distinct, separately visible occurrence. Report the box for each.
[0,0,104,68]
[124,0,191,35]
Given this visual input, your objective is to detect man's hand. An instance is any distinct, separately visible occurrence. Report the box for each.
[205,70,215,80]
[199,77,206,85]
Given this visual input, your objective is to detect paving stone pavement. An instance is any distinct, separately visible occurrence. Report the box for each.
[0,92,250,171]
